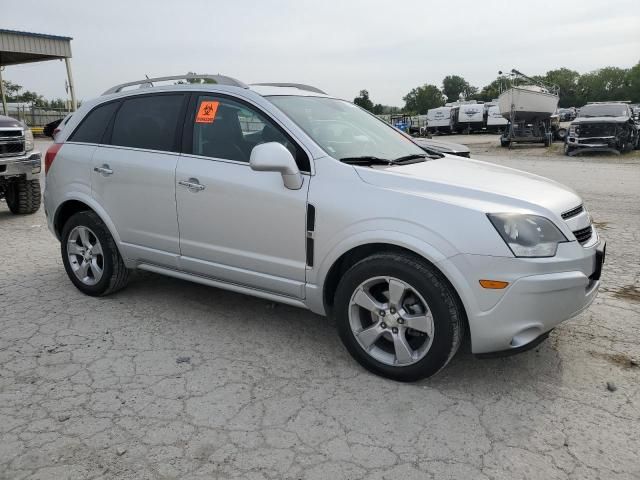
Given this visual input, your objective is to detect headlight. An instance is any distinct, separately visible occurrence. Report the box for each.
[569,125,579,136]
[24,128,35,152]
[487,213,567,257]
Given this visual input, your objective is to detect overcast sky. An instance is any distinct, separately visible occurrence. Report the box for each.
[2,0,639,106]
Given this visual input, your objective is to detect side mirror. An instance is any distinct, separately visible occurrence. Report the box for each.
[250,142,303,190]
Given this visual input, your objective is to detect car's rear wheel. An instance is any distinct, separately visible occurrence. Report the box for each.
[61,211,129,296]
[5,178,41,214]
[334,252,464,381]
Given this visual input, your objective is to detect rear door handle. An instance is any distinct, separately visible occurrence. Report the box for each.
[178,178,206,192]
[94,164,113,176]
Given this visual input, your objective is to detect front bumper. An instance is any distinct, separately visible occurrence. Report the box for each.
[443,239,604,355]
[0,152,42,180]
[567,136,616,148]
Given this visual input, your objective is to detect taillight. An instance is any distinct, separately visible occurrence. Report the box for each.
[44,143,62,174]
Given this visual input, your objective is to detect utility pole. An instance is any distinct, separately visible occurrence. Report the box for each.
[64,58,77,111]
[0,65,7,115]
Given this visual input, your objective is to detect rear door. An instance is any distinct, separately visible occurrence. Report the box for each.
[91,93,187,267]
[175,94,311,298]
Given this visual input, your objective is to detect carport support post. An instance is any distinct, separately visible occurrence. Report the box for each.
[64,57,77,112]
[0,66,7,115]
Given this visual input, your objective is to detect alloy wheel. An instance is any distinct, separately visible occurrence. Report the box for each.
[348,276,435,366]
[67,226,104,286]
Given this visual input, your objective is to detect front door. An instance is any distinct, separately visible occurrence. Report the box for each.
[175,94,311,298]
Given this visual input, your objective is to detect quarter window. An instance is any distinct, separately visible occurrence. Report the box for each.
[111,95,184,152]
[191,95,310,171]
[68,102,118,144]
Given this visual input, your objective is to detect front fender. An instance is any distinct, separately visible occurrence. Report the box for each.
[305,222,460,315]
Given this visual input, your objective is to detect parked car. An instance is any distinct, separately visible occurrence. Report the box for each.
[566,102,639,155]
[0,115,42,214]
[412,137,471,158]
[44,75,605,381]
[43,113,72,139]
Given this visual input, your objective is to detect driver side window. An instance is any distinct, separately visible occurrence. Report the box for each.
[191,95,310,171]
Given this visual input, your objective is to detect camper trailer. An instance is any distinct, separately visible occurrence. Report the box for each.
[485,104,509,133]
[455,103,485,133]
[426,107,454,134]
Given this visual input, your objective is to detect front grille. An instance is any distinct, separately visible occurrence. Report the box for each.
[578,123,615,137]
[0,141,25,157]
[0,130,25,157]
[562,205,584,220]
[573,226,593,244]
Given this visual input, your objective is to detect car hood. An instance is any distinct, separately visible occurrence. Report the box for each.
[572,116,629,124]
[355,156,582,216]
[0,115,24,128]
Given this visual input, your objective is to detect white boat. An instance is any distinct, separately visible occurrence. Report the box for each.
[498,85,559,122]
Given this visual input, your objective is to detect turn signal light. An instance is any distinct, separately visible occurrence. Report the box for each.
[479,279,509,289]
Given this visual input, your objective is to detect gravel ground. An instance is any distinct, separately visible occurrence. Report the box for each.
[1,139,639,479]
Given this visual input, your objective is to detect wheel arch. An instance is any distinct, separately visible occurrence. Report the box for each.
[53,196,123,252]
[320,242,469,340]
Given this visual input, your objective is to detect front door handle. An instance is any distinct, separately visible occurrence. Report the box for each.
[178,178,206,192]
[94,164,113,176]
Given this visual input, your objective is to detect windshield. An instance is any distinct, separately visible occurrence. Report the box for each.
[267,96,425,161]
[578,104,629,118]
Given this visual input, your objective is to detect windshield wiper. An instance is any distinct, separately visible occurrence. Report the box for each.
[339,156,394,165]
[393,153,432,163]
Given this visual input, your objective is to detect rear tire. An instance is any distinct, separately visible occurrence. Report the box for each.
[5,178,41,214]
[333,252,464,381]
[61,211,129,296]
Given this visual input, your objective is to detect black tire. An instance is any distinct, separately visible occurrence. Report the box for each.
[556,128,567,141]
[500,138,511,148]
[5,178,41,214]
[333,252,464,382]
[61,211,129,296]
[564,143,574,156]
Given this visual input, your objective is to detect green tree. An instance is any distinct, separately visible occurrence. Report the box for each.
[442,75,477,102]
[353,89,375,112]
[403,84,445,114]
[624,61,640,103]
[576,67,628,104]
[543,68,581,107]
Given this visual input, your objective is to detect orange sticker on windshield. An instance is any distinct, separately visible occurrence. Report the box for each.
[195,101,219,123]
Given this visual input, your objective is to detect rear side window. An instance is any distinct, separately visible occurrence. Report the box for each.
[111,95,184,152]
[68,102,118,144]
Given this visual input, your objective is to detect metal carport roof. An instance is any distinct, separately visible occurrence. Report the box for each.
[0,29,76,114]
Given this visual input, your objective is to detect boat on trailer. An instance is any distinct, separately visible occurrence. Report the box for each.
[498,69,559,147]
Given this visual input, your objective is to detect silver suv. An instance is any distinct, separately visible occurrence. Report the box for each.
[44,75,604,381]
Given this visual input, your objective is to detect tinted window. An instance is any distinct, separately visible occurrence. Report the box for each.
[111,95,184,151]
[191,95,310,171]
[69,102,118,144]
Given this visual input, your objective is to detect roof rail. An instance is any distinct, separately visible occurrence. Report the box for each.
[103,74,248,95]
[252,83,327,95]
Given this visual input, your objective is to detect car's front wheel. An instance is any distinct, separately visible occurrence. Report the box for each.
[61,211,129,296]
[334,252,464,381]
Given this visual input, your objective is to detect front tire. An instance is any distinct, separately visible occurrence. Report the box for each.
[334,253,464,381]
[5,178,41,214]
[61,211,129,296]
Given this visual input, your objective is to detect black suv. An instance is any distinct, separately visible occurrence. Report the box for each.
[565,102,639,155]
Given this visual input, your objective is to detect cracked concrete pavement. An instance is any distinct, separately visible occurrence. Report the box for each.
[0,139,639,479]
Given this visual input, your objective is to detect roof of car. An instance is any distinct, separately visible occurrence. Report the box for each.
[101,75,330,99]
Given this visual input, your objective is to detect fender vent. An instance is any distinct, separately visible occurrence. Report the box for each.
[306,204,316,267]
